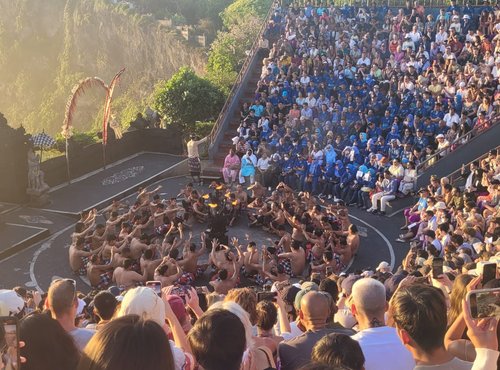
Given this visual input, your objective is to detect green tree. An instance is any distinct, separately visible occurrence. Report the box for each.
[151,67,225,134]
[206,16,262,92]
[221,0,271,28]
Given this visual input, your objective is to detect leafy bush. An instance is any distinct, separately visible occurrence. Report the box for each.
[151,67,225,135]
[193,121,215,138]
[222,0,271,29]
[206,16,262,92]
[55,130,99,151]
[206,0,271,92]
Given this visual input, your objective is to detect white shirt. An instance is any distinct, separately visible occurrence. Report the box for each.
[257,157,270,170]
[281,321,304,341]
[300,76,310,85]
[443,112,459,127]
[352,326,415,370]
[304,96,317,108]
[187,139,202,158]
[408,31,422,43]
[435,31,448,45]
[414,348,499,369]
[357,56,371,66]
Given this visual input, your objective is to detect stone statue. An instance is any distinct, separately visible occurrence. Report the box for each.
[27,148,50,204]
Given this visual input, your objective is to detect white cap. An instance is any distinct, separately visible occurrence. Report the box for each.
[376,261,391,272]
[0,290,25,316]
[436,134,445,139]
[77,298,87,316]
[117,287,165,327]
[435,201,447,210]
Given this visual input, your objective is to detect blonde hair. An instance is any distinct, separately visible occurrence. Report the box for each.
[224,288,258,324]
[206,293,224,308]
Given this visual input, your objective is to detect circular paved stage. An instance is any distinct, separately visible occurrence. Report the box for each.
[0,176,408,293]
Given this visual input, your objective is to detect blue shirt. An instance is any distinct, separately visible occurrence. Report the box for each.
[417,197,428,211]
[293,159,308,176]
[251,104,264,118]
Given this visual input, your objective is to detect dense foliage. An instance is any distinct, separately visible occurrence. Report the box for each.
[151,67,225,135]
[207,0,272,92]
[221,0,272,28]
[0,0,205,136]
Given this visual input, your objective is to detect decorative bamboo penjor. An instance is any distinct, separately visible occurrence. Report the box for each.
[61,68,126,180]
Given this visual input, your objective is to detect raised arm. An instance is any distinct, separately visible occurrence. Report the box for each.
[73,220,96,238]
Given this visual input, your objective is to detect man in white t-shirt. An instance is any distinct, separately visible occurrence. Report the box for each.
[391,284,499,370]
[408,26,422,44]
[443,107,459,128]
[356,51,371,67]
[350,278,415,370]
[46,279,95,351]
[257,153,271,186]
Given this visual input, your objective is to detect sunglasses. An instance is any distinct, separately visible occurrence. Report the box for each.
[51,278,77,298]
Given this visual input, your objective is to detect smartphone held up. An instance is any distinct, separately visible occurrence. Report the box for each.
[146,281,162,298]
[466,288,500,319]
[0,316,20,370]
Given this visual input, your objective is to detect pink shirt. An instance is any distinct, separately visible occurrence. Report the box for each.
[224,154,240,169]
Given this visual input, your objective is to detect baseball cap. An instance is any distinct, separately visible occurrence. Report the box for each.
[0,290,25,316]
[294,282,319,310]
[435,201,447,210]
[117,287,165,327]
[165,295,187,324]
[384,273,407,300]
[341,275,362,296]
[376,261,391,272]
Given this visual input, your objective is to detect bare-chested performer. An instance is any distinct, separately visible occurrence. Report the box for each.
[69,237,102,275]
[112,258,148,290]
[345,224,360,257]
[87,254,114,289]
[278,240,306,277]
[231,237,260,277]
[209,261,239,295]
[176,232,206,276]
[154,258,183,287]
[140,249,163,281]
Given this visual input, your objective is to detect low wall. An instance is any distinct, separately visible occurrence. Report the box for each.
[42,127,185,187]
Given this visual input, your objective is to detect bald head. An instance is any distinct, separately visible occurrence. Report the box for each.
[300,291,330,327]
[351,278,387,318]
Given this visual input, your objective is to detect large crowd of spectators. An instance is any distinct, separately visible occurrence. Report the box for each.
[2,1,500,370]
[223,0,500,209]
[0,153,498,370]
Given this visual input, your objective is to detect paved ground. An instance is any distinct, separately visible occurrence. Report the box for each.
[44,152,183,215]
[0,145,409,291]
[0,172,411,294]
[0,224,44,253]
